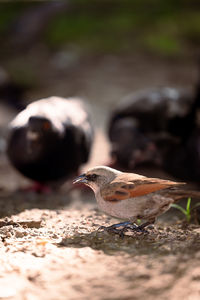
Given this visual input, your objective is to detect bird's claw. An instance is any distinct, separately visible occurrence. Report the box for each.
[97,223,148,237]
[98,225,127,238]
[127,224,149,234]
[97,225,107,232]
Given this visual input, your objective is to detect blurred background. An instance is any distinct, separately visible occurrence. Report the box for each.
[0,0,200,190]
[0,3,200,299]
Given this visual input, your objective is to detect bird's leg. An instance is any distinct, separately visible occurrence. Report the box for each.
[98,217,155,236]
[136,219,155,232]
[109,221,133,228]
[98,219,154,235]
[98,221,138,237]
[119,218,155,234]
[137,221,152,230]
[98,221,132,231]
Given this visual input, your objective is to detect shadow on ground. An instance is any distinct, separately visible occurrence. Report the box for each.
[59,223,200,257]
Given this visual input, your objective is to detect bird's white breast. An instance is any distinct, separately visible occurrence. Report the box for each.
[95,190,173,221]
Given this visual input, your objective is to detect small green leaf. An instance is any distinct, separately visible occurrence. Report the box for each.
[172,198,192,223]
[171,203,187,216]
[186,198,191,222]
[186,198,191,213]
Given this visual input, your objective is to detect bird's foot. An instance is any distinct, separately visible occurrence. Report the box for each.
[98,221,131,231]
[136,221,154,233]
[127,224,149,234]
[98,221,131,237]
[98,221,148,237]
[98,226,127,238]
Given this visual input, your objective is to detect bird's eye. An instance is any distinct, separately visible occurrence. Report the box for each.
[43,121,51,130]
[87,174,98,181]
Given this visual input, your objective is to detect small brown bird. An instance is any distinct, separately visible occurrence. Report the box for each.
[73,166,200,235]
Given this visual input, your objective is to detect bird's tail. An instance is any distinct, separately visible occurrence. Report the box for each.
[163,188,200,202]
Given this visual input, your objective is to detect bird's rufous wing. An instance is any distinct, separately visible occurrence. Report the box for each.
[101,173,184,201]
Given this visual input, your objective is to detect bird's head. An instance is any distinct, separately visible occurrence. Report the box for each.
[27,116,52,140]
[73,166,121,192]
[109,118,160,169]
[25,116,54,158]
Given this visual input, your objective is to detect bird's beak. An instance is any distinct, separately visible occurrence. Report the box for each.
[27,130,40,141]
[73,173,87,184]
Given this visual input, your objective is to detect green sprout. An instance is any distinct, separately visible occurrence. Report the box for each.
[172,198,200,223]
[171,198,192,223]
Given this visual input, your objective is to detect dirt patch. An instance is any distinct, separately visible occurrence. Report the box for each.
[0,188,199,300]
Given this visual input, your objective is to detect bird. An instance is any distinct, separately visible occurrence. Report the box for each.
[162,79,200,181]
[6,96,93,191]
[108,117,161,170]
[108,85,200,177]
[162,128,200,181]
[73,166,200,236]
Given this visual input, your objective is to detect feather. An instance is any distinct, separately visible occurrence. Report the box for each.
[101,173,184,201]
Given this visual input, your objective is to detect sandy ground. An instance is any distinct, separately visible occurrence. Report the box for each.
[0,55,200,299]
[0,188,199,300]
